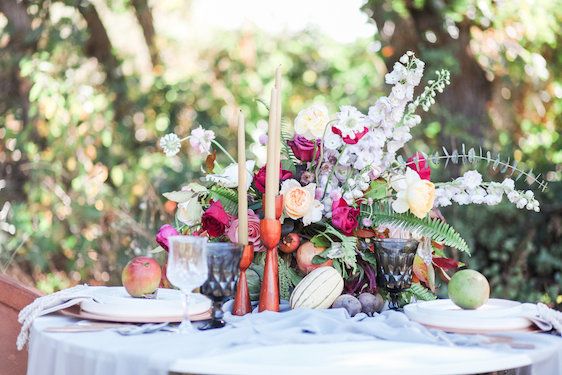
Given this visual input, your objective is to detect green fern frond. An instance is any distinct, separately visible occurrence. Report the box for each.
[370,212,471,255]
[209,185,238,215]
[408,283,437,301]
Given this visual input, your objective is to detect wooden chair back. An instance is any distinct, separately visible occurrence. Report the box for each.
[0,274,41,375]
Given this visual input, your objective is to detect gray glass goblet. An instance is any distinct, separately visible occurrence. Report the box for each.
[199,242,243,330]
[373,238,419,310]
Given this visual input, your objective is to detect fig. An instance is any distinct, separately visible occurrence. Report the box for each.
[358,292,384,315]
[280,233,301,254]
[331,294,362,317]
[448,269,490,309]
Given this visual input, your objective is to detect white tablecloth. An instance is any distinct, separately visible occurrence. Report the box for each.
[27,315,562,375]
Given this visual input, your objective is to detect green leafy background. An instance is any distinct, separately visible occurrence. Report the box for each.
[0,1,560,307]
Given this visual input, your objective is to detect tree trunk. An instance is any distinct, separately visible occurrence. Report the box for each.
[75,1,134,138]
[0,0,36,128]
[131,0,160,68]
[0,0,41,202]
[365,0,491,143]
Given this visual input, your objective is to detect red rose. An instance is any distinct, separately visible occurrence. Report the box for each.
[155,224,179,252]
[406,152,431,180]
[331,126,368,145]
[287,135,321,162]
[253,165,293,193]
[201,200,230,237]
[331,198,359,236]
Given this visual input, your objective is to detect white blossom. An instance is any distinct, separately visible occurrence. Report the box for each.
[323,128,343,150]
[189,126,215,155]
[159,133,181,156]
[333,105,370,141]
[434,173,540,212]
[459,170,482,190]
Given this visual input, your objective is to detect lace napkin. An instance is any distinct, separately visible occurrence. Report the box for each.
[17,284,97,350]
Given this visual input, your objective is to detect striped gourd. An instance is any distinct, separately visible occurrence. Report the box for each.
[289,267,344,309]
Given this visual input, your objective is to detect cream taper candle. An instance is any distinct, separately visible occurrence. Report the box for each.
[237,110,248,244]
[264,88,278,219]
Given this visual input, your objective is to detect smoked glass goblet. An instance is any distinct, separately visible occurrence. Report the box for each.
[373,238,419,310]
[167,236,208,333]
[199,242,243,330]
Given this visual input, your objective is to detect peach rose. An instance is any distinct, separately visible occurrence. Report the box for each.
[280,179,323,225]
[408,180,436,218]
[391,168,436,219]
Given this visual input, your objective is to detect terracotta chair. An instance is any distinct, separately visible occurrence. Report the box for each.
[0,274,41,375]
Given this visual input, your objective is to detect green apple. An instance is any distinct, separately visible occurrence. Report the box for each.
[448,269,490,309]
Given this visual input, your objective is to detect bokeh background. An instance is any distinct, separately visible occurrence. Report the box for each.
[0,0,560,306]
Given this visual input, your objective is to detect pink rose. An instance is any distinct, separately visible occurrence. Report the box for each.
[253,166,293,193]
[287,135,321,162]
[331,126,368,145]
[406,152,431,180]
[155,224,179,252]
[201,200,230,237]
[225,209,265,252]
[331,198,359,236]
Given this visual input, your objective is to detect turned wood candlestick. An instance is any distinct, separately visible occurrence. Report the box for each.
[232,244,254,316]
[258,218,281,312]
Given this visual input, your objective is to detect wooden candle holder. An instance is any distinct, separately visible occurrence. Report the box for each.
[258,218,281,312]
[232,244,254,316]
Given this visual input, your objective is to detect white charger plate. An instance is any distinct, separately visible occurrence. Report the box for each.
[80,287,211,318]
[404,299,533,333]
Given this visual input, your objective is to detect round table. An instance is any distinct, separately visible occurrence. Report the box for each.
[28,314,562,375]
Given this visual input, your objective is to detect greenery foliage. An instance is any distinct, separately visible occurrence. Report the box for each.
[367,211,471,254]
[0,1,560,307]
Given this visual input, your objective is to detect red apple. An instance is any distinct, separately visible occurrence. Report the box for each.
[296,241,333,274]
[122,256,162,297]
[280,233,301,254]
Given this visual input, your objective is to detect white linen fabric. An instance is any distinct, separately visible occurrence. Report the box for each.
[27,304,562,375]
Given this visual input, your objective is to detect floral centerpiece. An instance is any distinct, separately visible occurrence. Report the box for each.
[156,52,544,305]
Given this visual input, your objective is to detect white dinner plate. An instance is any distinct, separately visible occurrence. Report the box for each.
[80,287,211,318]
[404,299,533,333]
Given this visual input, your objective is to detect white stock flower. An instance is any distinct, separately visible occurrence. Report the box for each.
[323,128,343,150]
[159,133,181,156]
[294,104,330,140]
[501,178,515,191]
[189,126,215,155]
[434,176,540,212]
[460,170,482,190]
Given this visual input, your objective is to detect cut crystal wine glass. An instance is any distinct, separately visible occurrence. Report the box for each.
[167,236,208,333]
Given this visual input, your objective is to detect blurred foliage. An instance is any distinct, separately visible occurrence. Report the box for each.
[0,0,560,306]
[0,0,384,291]
[364,0,562,306]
